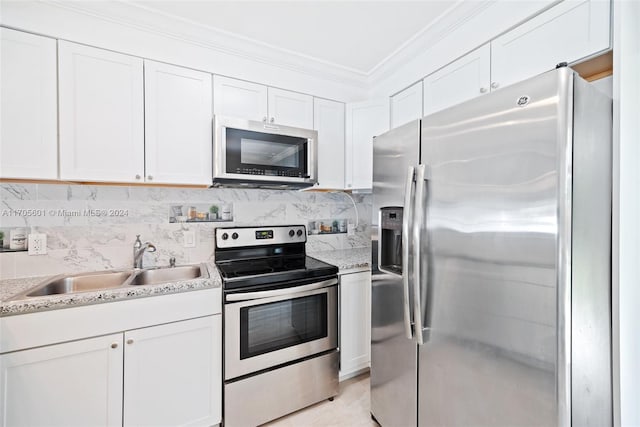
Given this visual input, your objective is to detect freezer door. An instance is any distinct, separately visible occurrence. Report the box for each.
[372,120,421,225]
[417,69,571,426]
[370,270,417,427]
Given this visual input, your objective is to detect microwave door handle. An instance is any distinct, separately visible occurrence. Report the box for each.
[402,166,415,340]
[225,278,338,302]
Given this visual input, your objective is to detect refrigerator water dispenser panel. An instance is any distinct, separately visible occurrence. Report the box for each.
[379,207,403,275]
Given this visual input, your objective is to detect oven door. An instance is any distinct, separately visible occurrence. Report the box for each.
[224,278,338,380]
[213,116,317,187]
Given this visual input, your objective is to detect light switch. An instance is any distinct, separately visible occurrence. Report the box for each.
[183,230,196,248]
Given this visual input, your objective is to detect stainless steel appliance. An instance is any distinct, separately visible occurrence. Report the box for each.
[213,115,318,188]
[370,67,612,427]
[215,225,339,427]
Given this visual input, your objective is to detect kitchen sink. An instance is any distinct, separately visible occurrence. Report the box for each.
[26,271,134,297]
[12,264,208,300]
[129,265,204,286]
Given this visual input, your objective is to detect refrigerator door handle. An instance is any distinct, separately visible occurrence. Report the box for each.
[402,166,415,340]
[413,164,429,345]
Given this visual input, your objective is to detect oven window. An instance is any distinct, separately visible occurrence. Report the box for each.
[240,294,327,359]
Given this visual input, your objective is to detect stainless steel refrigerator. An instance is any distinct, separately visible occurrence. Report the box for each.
[370,67,612,427]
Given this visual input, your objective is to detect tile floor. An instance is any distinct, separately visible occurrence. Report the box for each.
[264,373,378,427]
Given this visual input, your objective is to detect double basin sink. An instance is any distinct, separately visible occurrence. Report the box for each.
[14,264,208,299]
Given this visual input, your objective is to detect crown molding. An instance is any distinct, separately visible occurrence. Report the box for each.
[43,0,369,89]
[366,0,496,87]
[40,0,497,92]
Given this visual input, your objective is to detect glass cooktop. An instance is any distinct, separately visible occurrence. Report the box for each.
[216,255,338,290]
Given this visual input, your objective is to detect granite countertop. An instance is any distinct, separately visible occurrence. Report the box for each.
[0,263,222,317]
[309,247,371,273]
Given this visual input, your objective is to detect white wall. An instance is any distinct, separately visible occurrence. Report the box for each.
[0,1,367,102]
[612,0,640,425]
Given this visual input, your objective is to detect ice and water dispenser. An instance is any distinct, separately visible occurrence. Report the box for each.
[378,207,403,275]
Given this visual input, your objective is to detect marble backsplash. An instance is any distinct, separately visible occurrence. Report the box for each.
[0,183,372,279]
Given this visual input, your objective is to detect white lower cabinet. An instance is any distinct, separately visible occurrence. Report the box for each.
[0,313,221,427]
[339,271,372,380]
[0,333,124,427]
[123,316,221,427]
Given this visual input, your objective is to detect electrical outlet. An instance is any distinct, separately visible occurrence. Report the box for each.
[28,233,47,255]
[183,230,196,248]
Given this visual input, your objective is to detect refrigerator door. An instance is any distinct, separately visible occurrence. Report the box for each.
[417,69,570,426]
[372,120,421,221]
[371,120,421,427]
[370,271,418,427]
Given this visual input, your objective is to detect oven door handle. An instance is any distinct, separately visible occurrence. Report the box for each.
[225,278,338,302]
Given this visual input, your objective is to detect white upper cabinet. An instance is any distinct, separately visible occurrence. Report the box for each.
[267,87,314,129]
[213,75,267,122]
[391,81,423,129]
[213,76,314,129]
[0,28,57,180]
[314,98,345,189]
[58,41,144,182]
[491,0,611,90]
[423,44,491,116]
[346,98,390,190]
[144,60,213,185]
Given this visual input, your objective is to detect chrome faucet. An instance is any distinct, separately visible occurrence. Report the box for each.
[133,235,156,269]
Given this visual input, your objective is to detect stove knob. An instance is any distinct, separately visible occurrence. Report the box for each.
[232,232,239,240]
[289,229,295,237]
[221,233,229,240]
[296,229,303,237]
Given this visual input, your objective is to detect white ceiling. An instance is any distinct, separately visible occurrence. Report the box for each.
[128,1,459,74]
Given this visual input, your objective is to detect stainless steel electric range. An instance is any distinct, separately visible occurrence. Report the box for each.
[214,225,339,427]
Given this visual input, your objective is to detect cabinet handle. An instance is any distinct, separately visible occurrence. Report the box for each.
[480,87,488,93]
[270,117,275,123]
[135,174,141,180]
[111,343,118,349]
[262,117,267,123]
[147,175,153,181]
[127,339,134,345]
[491,82,499,89]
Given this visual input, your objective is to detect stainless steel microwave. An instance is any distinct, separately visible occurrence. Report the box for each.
[212,116,318,188]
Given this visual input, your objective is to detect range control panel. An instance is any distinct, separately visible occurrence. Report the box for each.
[215,225,306,248]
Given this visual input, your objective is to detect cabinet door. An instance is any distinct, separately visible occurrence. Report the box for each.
[391,81,423,129]
[314,98,345,189]
[491,0,611,90]
[423,44,490,116]
[59,41,144,182]
[0,28,57,179]
[145,60,213,185]
[0,334,123,427]
[268,87,314,129]
[123,316,222,427]
[339,271,372,379]
[345,98,390,190]
[213,75,267,122]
